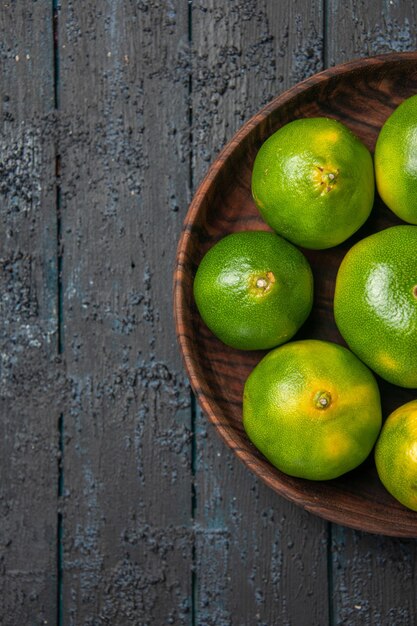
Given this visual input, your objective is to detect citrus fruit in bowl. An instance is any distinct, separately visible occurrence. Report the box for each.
[375,400,417,512]
[251,118,374,249]
[193,231,313,350]
[174,52,417,537]
[375,94,417,224]
[334,225,417,388]
[243,340,382,480]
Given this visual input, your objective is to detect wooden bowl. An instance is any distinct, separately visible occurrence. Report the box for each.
[174,52,417,537]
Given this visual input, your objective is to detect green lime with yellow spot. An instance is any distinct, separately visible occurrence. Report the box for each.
[334,225,417,388]
[193,231,313,351]
[251,117,374,249]
[243,339,382,480]
[375,400,417,511]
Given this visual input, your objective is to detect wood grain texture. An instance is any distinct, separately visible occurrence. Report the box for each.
[326,0,417,66]
[190,2,330,624]
[0,4,61,624]
[327,3,417,624]
[192,0,324,190]
[330,524,417,625]
[58,1,192,623]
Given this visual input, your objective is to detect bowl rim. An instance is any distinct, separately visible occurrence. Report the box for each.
[173,51,417,536]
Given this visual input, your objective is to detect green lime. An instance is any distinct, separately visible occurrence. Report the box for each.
[193,231,313,350]
[251,117,374,249]
[334,225,417,388]
[375,94,417,224]
[375,400,417,511]
[243,340,381,480]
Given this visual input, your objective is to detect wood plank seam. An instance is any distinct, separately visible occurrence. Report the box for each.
[53,1,64,624]
[189,3,198,625]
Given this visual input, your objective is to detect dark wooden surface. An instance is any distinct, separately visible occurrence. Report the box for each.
[1,2,417,625]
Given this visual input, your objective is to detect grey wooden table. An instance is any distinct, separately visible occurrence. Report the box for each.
[2,2,417,625]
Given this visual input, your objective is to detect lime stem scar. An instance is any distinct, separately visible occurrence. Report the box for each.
[413,285,417,298]
[253,271,276,294]
[314,391,332,410]
[314,165,339,194]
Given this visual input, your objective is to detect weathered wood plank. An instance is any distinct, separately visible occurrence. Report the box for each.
[191,2,329,624]
[327,2,417,624]
[331,525,417,625]
[0,3,59,624]
[58,1,193,623]
[326,0,417,65]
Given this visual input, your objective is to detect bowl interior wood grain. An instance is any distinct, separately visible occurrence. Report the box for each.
[174,52,417,537]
